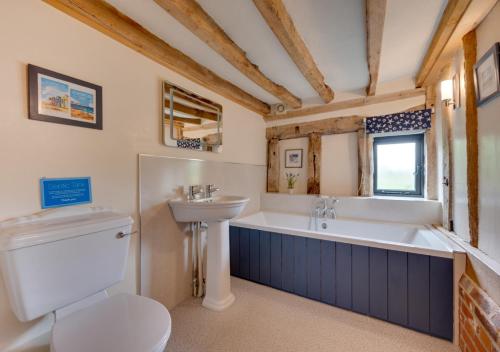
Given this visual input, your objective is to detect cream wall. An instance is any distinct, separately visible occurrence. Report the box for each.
[475,2,500,263]
[0,1,266,351]
[320,133,359,196]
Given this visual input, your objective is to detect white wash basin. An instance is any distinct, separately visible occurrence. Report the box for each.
[168,196,249,222]
[168,195,249,312]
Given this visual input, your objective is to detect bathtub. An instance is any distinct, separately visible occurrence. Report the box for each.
[231,211,455,258]
[229,211,460,341]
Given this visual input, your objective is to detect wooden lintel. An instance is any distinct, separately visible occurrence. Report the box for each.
[365,0,387,96]
[307,133,321,194]
[43,0,270,115]
[253,0,334,103]
[415,0,472,87]
[463,30,478,247]
[155,0,301,108]
[266,115,364,140]
[265,88,425,121]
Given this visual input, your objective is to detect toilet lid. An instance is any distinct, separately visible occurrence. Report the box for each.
[51,294,171,352]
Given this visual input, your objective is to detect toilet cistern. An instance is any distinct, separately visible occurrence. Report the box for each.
[168,187,249,311]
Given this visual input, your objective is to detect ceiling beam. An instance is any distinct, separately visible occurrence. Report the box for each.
[365,0,387,96]
[154,0,302,109]
[253,0,334,103]
[43,0,271,116]
[415,0,472,87]
[265,88,425,121]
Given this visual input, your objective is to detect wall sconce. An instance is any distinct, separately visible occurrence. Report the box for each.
[440,79,455,108]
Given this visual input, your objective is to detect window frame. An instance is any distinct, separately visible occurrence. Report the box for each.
[373,133,425,198]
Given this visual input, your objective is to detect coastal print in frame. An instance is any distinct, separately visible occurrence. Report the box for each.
[28,64,102,129]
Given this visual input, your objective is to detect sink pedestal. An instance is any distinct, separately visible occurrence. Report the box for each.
[202,220,235,311]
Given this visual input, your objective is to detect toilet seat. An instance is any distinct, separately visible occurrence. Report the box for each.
[51,293,171,352]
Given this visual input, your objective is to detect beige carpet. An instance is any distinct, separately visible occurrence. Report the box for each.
[166,277,458,352]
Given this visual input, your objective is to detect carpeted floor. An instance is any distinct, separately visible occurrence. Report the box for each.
[166,277,458,352]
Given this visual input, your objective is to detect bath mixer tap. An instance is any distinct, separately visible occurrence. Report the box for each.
[312,197,339,219]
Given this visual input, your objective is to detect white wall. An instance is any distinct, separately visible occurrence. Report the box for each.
[278,138,308,193]
[321,133,359,196]
[139,156,265,310]
[443,2,500,263]
[0,1,266,351]
[475,2,500,263]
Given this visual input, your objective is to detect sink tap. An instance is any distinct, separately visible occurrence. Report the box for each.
[188,185,205,201]
[205,184,220,198]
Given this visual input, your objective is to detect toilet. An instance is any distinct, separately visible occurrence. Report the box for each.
[0,207,171,352]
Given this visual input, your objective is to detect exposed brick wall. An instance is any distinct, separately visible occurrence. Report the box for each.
[459,275,500,352]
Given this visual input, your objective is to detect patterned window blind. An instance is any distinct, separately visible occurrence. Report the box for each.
[365,109,432,134]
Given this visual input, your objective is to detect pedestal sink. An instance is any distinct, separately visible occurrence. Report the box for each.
[169,195,249,311]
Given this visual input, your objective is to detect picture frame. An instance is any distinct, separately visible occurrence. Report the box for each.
[285,149,303,168]
[28,64,103,129]
[474,42,500,106]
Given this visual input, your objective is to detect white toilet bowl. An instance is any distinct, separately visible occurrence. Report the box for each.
[51,294,171,352]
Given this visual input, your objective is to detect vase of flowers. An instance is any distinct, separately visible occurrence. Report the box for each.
[285,172,299,194]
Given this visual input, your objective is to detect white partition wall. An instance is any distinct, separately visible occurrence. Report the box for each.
[139,155,265,309]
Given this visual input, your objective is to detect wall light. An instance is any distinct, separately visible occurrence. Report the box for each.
[440,79,455,107]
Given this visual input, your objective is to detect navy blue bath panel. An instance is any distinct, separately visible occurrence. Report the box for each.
[229,226,454,341]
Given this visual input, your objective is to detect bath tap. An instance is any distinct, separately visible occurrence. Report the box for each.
[312,197,339,220]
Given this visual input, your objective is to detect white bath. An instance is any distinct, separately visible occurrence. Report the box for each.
[231,211,456,258]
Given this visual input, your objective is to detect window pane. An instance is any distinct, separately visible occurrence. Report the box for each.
[376,142,416,191]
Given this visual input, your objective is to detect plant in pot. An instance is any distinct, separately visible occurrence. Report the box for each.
[285,172,299,194]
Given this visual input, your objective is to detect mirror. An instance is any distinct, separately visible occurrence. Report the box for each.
[162,81,223,152]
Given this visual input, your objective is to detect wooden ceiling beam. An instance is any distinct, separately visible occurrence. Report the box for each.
[154,0,301,109]
[365,0,387,96]
[415,0,472,87]
[253,0,334,103]
[265,88,425,121]
[43,0,271,115]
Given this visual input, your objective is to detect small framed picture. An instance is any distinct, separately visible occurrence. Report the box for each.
[28,64,102,129]
[285,149,303,168]
[474,43,500,106]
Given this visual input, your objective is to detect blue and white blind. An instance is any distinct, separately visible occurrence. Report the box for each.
[365,109,432,134]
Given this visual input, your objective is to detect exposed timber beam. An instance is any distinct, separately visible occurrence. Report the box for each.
[415,0,472,87]
[266,115,364,140]
[463,30,478,247]
[253,0,334,103]
[43,0,270,115]
[265,88,425,121]
[171,116,202,125]
[155,0,301,108]
[365,0,387,96]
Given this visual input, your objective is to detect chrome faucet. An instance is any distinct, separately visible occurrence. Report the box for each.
[188,185,205,201]
[205,184,220,198]
[312,197,339,220]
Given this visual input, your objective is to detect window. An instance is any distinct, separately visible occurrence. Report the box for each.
[373,134,425,197]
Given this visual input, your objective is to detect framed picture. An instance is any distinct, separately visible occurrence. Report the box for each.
[453,73,460,110]
[285,149,303,168]
[474,42,500,106]
[28,64,102,129]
